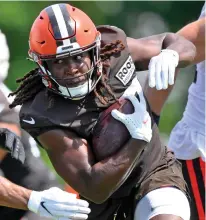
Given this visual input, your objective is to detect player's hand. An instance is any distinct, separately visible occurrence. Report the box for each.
[148,49,179,90]
[0,128,25,163]
[111,92,152,142]
[28,187,91,220]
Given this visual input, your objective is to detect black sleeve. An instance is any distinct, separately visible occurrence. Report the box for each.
[22,126,59,139]
[19,91,65,141]
[20,105,60,140]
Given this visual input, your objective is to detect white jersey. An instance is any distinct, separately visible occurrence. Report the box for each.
[168,3,205,161]
[183,3,205,133]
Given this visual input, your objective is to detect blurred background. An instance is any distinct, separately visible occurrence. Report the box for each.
[0,1,204,182]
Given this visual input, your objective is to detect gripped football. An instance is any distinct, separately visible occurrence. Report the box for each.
[92,99,134,161]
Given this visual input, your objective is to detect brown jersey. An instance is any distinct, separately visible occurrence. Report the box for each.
[20,25,186,219]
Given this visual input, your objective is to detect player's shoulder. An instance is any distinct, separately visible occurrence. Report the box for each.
[97,25,128,45]
[97,25,126,36]
[95,26,138,94]
[19,88,52,130]
[19,87,92,136]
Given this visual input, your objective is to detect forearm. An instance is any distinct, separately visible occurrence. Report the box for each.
[177,17,205,64]
[55,138,146,203]
[0,176,31,210]
[128,33,196,71]
[162,33,196,67]
[143,33,196,115]
[144,69,180,115]
[89,139,146,203]
[42,130,146,204]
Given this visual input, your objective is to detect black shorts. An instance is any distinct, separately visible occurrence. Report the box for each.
[83,157,186,220]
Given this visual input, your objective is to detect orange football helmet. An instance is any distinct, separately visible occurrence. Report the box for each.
[28,3,102,99]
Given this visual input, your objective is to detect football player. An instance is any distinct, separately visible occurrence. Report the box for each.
[145,3,205,220]
[0,29,90,220]
[9,3,196,220]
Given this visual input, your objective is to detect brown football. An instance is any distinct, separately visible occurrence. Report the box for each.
[92,100,134,161]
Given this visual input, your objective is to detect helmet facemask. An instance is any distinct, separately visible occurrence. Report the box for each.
[29,35,102,100]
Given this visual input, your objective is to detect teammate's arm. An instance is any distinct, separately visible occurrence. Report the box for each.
[177,17,205,64]
[38,129,147,204]
[0,176,31,210]
[0,176,91,219]
[127,32,196,71]
[141,18,205,115]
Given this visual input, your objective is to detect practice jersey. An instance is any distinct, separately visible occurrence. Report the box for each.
[20,25,181,202]
[183,2,205,133]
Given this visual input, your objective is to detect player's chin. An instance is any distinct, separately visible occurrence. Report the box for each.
[58,77,88,88]
[73,78,88,87]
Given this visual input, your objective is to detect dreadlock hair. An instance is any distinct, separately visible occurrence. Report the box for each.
[94,40,125,105]
[9,68,44,108]
[9,40,125,109]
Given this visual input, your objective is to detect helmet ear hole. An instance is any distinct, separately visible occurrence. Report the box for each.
[39,16,44,20]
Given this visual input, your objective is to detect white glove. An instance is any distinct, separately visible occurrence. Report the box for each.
[28,187,91,220]
[148,49,179,90]
[111,92,152,142]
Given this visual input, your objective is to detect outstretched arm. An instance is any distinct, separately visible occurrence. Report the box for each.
[177,17,205,64]
[142,17,205,115]
[0,176,90,219]
[0,176,31,210]
[127,32,196,71]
